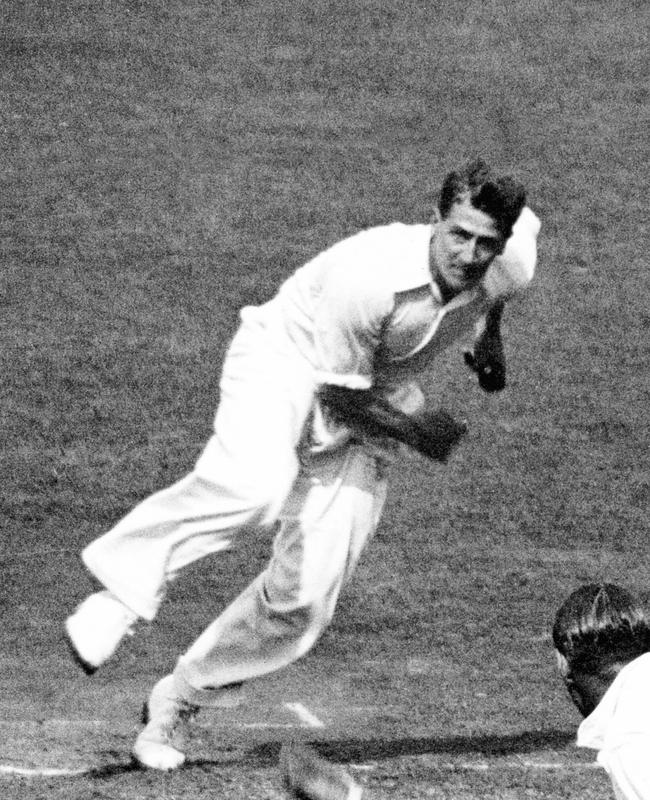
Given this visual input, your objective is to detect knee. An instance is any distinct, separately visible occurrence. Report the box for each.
[258,576,333,637]
[193,468,294,529]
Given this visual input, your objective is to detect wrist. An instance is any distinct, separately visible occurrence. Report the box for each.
[485,301,505,334]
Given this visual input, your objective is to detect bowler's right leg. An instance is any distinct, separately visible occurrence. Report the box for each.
[65,317,318,673]
[65,589,138,674]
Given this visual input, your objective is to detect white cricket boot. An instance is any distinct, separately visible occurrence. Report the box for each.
[133,675,199,771]
[65,590,138,674]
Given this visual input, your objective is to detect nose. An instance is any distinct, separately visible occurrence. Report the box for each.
[457,238,478,265]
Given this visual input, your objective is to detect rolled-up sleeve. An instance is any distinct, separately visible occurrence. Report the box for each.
[482,207,541,302]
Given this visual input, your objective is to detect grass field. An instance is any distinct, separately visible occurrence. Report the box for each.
[1,0,648,797]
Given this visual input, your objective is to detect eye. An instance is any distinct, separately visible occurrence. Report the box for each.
[451,228,473,243]
[476,237,500,257]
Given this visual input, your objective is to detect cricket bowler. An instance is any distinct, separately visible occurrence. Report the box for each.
[65,158,541,770]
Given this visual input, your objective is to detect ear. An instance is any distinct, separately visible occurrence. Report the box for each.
[555,649,570,678]
[430,207,442,225]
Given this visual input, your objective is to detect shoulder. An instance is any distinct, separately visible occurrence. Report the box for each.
[357,222,432,291]
[314,222,432,292]
[331,222,429,257]
[614,652,650,699]
[482,207,541,301]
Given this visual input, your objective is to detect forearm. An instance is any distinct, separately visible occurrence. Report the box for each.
[483,299,505,335]
[319,386,467,462]
[319,386,421,449]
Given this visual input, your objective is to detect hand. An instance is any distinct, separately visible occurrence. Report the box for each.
[408,409,468,462]
[464,333,506,393]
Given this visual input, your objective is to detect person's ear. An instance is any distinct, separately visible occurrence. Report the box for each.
[555,649,570,678]
[430,208,442,226]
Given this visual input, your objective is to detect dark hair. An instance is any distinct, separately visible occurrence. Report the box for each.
[438,158,526,240]
[553,583,650,678]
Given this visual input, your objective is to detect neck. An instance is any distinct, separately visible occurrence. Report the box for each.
[434,271,459,304]
[429,233,457,304]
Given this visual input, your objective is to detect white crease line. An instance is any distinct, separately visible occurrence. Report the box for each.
[517,760,599,770]
[241,723,300,729]
[0,760,600,778]
[284,702,325,728]
[0,765,90,777]
[397,760,600,772]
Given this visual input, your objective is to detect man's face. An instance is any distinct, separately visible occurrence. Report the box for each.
[430,196,505,296]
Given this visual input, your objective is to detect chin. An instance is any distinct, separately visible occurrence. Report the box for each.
[444,274,468,292]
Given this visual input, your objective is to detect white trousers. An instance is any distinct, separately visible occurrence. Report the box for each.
[82,315,388,706]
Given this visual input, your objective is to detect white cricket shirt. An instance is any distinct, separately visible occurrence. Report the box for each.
[253,207,540,394]
[577,652,650,800]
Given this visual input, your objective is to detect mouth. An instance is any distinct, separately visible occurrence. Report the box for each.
[448,265,475,284]
[451,262,486,283]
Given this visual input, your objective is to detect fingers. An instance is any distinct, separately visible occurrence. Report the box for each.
[463,350,477,371]
[477,363,506,392]
[463,351,506,392]
[413,410,469,462]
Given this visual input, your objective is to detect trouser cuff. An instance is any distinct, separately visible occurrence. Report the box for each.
[82,550,158,621]
[173,665,245,708]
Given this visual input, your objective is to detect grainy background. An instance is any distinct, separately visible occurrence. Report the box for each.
[1,0,648,797]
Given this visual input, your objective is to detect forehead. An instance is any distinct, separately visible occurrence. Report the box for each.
[445,196,501,239]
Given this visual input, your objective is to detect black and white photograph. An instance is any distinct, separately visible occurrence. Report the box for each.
[1,1,647,797]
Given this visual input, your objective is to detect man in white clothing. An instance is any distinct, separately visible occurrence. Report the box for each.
[65,158,541,770]
[554,583,650,799]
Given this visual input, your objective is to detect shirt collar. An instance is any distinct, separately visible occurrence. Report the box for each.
[392,224,479,310]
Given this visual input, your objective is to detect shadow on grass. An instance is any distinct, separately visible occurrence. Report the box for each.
[77,730,577,778]
[170,729,578,771]
[313,729,578,764]
[83,759,143,779]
